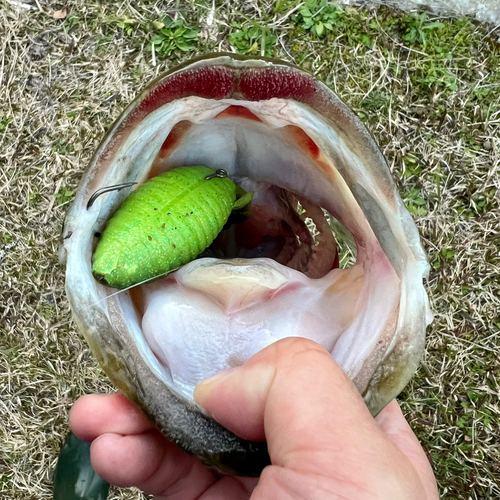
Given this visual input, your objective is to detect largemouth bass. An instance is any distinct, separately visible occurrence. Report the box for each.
[60,53,432,476]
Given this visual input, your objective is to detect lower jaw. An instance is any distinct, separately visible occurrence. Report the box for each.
[119,236,400,402]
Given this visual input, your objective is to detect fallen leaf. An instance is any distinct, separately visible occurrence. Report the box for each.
[53,9,67,19]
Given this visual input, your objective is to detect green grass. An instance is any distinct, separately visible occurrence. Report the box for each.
[1,0,499,498]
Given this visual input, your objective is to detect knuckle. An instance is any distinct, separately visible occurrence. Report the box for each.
[275,337,329,359]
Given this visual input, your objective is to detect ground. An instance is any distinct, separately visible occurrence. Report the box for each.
[0,1,499,499]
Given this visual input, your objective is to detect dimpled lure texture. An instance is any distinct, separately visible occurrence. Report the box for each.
[92,166,237,289]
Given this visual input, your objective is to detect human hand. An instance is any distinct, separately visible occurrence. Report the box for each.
[69,338,439,499]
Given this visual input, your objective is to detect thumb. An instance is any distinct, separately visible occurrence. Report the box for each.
[194,337,387,476]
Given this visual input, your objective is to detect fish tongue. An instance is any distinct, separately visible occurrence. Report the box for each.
[140,258,321,395]
[174,258,301,312]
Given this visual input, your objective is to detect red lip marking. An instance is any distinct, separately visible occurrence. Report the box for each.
[239,67,317,101]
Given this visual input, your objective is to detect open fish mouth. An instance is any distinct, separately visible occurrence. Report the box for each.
[60,53,432,476]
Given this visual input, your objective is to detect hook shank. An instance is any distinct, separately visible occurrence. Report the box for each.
[87,182,137,210]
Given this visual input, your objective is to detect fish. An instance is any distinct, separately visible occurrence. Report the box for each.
[60,52,433,476]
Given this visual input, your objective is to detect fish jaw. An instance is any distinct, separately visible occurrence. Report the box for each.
[61,53,432,475]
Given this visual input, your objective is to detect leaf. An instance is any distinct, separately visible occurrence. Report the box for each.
[316,21,324,36]
[184,29,199,40]
[300,6,312,17]
[150,34,165,44]
[303,18,314,29]
[176,39,193,51]
[152,20,165,30]
[360,34,372,47]
[249,25,260,38]
[243,41,256,53]
[173,27,187,37]
[441,248,455,259]
[404,28,417,42]
[422,22,444,30]
[53,9,67,19]
[161,40,175,55]
[162,17,175,28]
[53,432,110,500]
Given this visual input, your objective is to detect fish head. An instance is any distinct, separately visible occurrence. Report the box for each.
[60,53,432,476]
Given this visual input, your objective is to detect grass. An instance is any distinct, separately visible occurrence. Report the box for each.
[0,0,499,498]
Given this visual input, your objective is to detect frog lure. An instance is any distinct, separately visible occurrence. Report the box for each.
[91,166,253,289]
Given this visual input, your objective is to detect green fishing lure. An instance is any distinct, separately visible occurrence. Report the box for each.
[92,165,252,289]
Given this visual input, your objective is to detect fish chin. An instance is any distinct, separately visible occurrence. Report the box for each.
[62,54,432,476]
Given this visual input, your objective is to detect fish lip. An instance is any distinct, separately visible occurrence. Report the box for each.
[62,52,432,476]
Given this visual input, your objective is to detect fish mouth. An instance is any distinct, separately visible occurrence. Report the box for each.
[118,96,401,400]
[61,53,432,475]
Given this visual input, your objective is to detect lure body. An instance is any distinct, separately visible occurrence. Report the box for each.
[92,166,239,288]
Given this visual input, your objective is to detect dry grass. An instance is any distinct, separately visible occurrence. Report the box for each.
[0,1,499,499]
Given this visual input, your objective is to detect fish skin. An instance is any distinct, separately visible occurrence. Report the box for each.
[61,53,431,475]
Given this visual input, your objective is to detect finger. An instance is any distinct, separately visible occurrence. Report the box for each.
[376,400,440,500]
[90,431,217,500]
[69,393,155,442]
[194,477,256,500]
[194,338,391,477]
[70,393,219,500]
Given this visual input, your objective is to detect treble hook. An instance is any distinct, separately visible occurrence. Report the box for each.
[204,169,228,180]
[87,182,137,210]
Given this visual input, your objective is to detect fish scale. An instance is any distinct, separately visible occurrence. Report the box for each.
[92,166,237,289]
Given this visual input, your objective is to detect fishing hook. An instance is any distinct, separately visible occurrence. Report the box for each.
[87,182,137,210]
